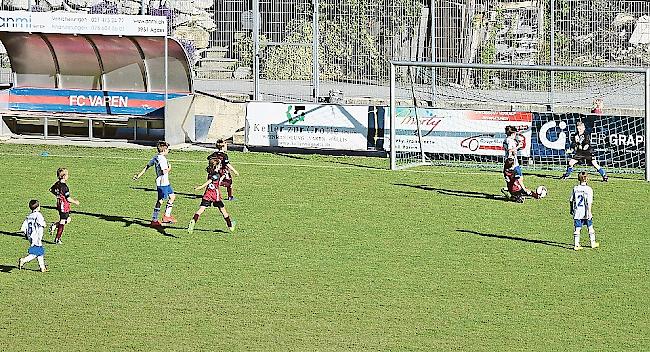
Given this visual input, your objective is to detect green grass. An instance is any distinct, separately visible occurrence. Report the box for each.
[0,143,648,351]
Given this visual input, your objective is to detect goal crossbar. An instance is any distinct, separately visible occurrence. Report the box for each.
[389,61,650,181]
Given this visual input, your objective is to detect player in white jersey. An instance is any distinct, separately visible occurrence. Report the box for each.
[569,172,599,250]
[18,200,47,272]
[133,141,177,227]
[503,126,522,178]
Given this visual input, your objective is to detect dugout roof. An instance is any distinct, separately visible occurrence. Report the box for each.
[0,32,192,93]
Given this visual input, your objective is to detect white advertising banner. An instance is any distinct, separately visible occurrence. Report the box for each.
[387,108,533,157]
[246,102,370,150]
[0,11,167,36]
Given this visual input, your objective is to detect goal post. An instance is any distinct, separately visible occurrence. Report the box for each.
[389,61,650,182]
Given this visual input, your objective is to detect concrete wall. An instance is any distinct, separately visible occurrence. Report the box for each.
[165,94,195,145]
[193,94,246,143]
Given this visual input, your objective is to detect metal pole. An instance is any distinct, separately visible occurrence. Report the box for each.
[164,33,168,140]
[140,0,146,15]
[88,118,93,139]
[430,0,436,104]
[645,69,650,181]
[253,0,260,101]
[44,116,48,139]
[312,0,320,103]
[390,63,396,171]
[549,0,555,111]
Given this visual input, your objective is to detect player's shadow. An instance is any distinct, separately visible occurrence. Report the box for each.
[0,230,27,239]
[0,230,55,244]
[42,206,179,238]
[0,264,43,273]
[394,183,508,201]
[524,171,560,180]
[273,152,309,160]
[456,229,572,249]
[0,264,15,273]
[328,159,387,171]
[130,186,202,200]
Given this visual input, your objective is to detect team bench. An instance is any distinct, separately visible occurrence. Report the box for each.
[0,111,163,140]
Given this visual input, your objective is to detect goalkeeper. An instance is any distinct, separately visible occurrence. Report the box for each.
[560,121,608,182]
[501,158,540,203]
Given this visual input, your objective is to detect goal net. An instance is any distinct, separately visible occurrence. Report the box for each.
[389,62,650,180]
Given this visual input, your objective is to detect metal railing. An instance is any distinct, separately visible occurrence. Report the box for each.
[0,0,648,107]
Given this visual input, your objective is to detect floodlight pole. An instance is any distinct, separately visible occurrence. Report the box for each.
[390,63,396,171]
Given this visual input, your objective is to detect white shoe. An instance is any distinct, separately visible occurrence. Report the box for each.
[574,245,583,251]
[591,242,599,249]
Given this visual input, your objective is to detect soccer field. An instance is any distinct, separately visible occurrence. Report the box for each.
[0,143,648,351]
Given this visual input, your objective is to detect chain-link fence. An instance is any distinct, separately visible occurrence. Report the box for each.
[0,0,648,107]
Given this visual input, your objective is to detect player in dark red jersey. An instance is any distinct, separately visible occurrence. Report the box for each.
[501,158,540,203]
[207,139,239,201]
[49,168,80,244]
[188,158,235,234]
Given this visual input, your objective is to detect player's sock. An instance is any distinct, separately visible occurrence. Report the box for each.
[164,203,174,217]
[224,216,232,227]
[589,231,596,245]
[193,213,200,222]
[152,207,161,221]
[37,256,46,272]
[573,232,580,247]
[55,224,65,241]
[227,187,233,199]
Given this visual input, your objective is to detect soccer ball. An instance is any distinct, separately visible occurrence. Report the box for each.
[536,185,548,198]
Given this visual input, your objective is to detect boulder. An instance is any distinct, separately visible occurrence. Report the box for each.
[167,0,200,15]
[192,0,213,10]
[42,0,64,9]
[612,13,636,28]
[6,0,30,10]
[173,26,210,49]
[120,0,143,15]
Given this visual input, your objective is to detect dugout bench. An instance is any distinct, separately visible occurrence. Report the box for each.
[1,111,164,141]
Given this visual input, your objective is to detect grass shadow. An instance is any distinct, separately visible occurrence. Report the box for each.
[0,264,16,273]
[273,153,310,160]
[0,264,42,273]
[394,183,508,202]
[456,229,572,250]
[130,186,202,200]
[42,206,178,238]
[0,230,26,239]
[328,159,387,171]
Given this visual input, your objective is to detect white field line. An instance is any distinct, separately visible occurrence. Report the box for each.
[0,151,645,182]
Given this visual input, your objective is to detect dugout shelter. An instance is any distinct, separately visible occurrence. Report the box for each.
[0,11,195,144]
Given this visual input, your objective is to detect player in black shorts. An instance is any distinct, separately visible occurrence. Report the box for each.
[560,121,608,182]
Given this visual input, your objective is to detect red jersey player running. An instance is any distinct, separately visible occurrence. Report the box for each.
[501,158,540,203]
[188,158,235,234]
[49,168,80,244]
